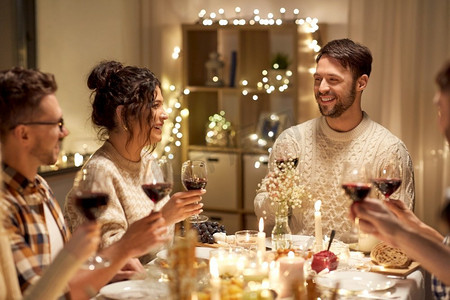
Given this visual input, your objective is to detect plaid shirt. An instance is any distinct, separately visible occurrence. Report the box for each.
[1,164,70,297]
[432,235,450,300]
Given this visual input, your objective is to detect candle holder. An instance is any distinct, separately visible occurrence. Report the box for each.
[235,230,259,251]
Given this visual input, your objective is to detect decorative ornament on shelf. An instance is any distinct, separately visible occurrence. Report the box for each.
[205,52,225,87]
[205,111,236,147]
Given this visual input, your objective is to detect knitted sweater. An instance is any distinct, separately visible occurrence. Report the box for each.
[64,141,172,258]
[254,113,415,240]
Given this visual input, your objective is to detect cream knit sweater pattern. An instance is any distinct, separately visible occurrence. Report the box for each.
[64,141,172,251]
[254,113,415,240]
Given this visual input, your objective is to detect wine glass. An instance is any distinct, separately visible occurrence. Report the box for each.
[340,162,372,203]
[181,160,208,223]
[372,157,402,200]
[141,158,173,211]
[73,168,111,270]
[272,136,299,171]
[340,162,372,245]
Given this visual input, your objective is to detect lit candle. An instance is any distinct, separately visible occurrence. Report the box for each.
[257,218,266,255]
[278,252,305,298]
[209,257,221,300]
[314,200,323,252]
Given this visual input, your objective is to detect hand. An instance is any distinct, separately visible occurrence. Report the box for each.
[161,190,205,225]
[109,258,145,282]
[384,198,422,228]
[350,198,403,247]
[65,221,100,262]
[118,212,168,258]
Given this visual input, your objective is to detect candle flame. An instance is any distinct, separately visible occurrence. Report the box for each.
[314,200,322,212]
[210,257,219,279]
[287,251,295,258]
[259,217,264,232]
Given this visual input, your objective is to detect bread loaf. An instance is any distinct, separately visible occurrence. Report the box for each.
[370,242,411,269]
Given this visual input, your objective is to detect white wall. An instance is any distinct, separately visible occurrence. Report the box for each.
[36,0,144,153]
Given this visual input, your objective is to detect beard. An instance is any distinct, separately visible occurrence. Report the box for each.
[316,80,357,118]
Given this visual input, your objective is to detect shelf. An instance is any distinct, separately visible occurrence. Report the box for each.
[188,145,269,155]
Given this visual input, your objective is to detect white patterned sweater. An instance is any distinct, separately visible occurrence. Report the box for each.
[64,141,172,261]
[254,112,415,240]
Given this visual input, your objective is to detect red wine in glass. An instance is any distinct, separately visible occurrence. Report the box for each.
[372,178,402,198]
[141,158,173,212]
[341,182,372,202]
[142,183,173,204]
[181,160,208,223]
[72,168,111,270]
[182,178,207,190]
[75,192,109,221]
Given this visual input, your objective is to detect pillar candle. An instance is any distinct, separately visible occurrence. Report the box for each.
[314,200,323,252]
[257,218,266,255]
[209,257,221,300]
[278,253,305,298]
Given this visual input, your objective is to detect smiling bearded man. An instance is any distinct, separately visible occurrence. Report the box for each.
[254,38,415,242]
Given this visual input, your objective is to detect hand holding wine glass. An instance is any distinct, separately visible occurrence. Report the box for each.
[181,160,208,223]
[141,158,173,211]
[73,168,111,270]
[372,157,402,200]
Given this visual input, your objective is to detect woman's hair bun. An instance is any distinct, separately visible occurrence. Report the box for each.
[87,60,123,91]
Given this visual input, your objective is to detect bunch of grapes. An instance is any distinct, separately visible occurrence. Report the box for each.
[182,221,226,244]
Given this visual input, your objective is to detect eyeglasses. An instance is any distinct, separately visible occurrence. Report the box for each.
[20,118,65,132]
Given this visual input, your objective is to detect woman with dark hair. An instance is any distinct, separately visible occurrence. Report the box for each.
[64,61,204,272]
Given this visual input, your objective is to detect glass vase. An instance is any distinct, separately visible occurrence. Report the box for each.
[271,208,292,250]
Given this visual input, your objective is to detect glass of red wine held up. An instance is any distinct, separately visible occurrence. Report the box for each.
[73,168,111,270]
[341,162,372,203]
[141,158,173,211]
[372,157,402,200]
[181,160,208,223]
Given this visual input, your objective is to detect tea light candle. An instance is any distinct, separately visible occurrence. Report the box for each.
[209,257,221,300]
[257,218,266,255]
[314,200,323,252]
[278,252,305,298]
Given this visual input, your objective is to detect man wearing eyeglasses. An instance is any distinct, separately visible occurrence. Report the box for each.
[0,67,168,299]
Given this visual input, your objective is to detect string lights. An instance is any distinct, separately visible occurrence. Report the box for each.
[156,7,321,161]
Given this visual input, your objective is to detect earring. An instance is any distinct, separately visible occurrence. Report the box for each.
[123,124,128,131]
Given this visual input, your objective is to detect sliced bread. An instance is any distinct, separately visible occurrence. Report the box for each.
[370,242,411,269]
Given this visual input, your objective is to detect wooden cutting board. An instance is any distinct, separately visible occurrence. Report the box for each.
[369,261,420,277]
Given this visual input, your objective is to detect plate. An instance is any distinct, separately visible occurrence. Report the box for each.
[99,280,168,299]
[315,270,395,292]
[156,246,213,260]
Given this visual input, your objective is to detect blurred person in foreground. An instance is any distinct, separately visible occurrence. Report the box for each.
[64,60,204,265]
[255,38,415,241]
[351,61,450,298]
[0,67,168,299]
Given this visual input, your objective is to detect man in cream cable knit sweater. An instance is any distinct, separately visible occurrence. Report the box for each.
[254,39,415,241]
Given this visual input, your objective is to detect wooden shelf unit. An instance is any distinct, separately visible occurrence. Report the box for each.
[180,23,319,232]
